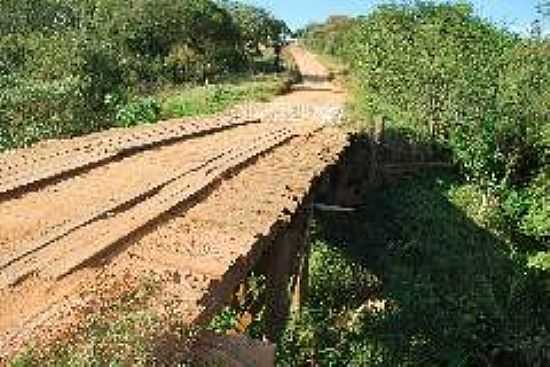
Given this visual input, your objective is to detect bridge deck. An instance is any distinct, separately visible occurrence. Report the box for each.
[0,47,348,360]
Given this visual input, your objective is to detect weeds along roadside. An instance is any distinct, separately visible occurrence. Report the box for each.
[0,68,294,153]
[8,274,196,366]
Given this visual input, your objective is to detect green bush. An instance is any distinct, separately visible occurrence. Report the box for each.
[0,0,80,36]
[0,0,289,152]
[225,2,290,59]
[115,98,161,128]
[296,2,550,365]
[78,39,129,114]
[281,170,550,366]
[367,173,550,366]
[0,77,81,149]
[0,34,28,75]
[278,239,378,366]
[303,1,549,247]
[123,0,245,82]
[521,171,550,240]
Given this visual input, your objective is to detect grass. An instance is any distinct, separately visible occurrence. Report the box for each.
[158,73,291,120]
[277,168,550,366]
[1,70,293,152]
[277,239,379,366]
[10,271,277,366]
[8,276,192,367]
[208,272,268,339]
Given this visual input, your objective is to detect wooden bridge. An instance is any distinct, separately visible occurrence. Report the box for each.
[0,47,350,363]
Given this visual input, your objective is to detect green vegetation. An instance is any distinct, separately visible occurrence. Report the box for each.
[303,1,548,257]
[279,170,550,366]
[8,276,182,366]
[112,73,292,128]
[159,73,292,120]
[0,0,289,151]
[278,2,550,366]
[209,273,268,339]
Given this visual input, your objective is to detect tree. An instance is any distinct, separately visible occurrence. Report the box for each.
[124,0,239,58]
[0,0,81,36]
[223,2,289,58]
[531,18,543,39]
[537,1,550,33]
[538,1,550,14]
[120,0,244,82]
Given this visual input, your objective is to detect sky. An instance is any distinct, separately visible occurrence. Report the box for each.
[238,0,545,34]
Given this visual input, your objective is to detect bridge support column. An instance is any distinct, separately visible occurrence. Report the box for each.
[259,204,312,342]
[291,213,311,313]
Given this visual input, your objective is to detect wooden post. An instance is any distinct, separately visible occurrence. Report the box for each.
[291,208,312,313]
[262,228,293,341]
[258,205,312,341]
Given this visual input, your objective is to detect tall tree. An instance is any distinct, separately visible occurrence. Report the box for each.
[222,1,289,58]
[537,1,550,23]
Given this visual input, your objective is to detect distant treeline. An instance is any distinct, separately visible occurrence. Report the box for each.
[0,0,289,150]
[303,3,549,246]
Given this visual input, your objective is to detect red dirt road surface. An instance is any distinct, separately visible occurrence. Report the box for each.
[0,46,349,362]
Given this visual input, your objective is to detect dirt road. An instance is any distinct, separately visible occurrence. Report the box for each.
[0,46,348,361]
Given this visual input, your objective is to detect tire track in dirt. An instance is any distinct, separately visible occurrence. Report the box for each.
[0,114,259,197]
[0,125,308,289]
[0,122,282,259]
